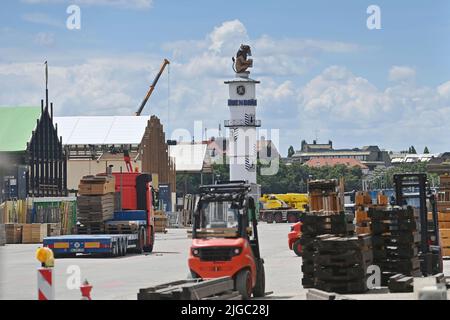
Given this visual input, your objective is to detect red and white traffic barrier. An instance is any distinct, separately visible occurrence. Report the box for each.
[37,267,55,300]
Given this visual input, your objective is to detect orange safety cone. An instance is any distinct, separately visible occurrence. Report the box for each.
[80,279,93,300]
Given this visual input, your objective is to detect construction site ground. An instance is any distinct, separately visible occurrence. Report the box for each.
[1,222,450,300]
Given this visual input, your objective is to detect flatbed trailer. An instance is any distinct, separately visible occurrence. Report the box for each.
[260,209,304,223]
[43,219,149,258]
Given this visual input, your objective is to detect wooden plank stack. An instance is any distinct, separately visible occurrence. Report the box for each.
[77,174,116,225]
[368,206,421,285]
[77,194,115,224]
[47,223,61,236]
[0,224,6,246]
[22,223,48,244]
[437,175,450,257]
[78,175,115,195]
[5,223,23,244]
[308,180,343,213]
[154,210,168,233]
[300,211,355,289]
[355,192,388,235]
[314,234,373,294]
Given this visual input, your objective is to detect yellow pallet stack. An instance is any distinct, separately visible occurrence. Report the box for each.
[355,192,373,234]
[437,175,450,256]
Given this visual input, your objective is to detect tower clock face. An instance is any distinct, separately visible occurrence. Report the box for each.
[236,85,246,96]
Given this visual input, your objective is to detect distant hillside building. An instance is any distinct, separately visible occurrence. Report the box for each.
[0,105,67,202]
[390,152,440,165]
[304,157,369,174]
[290,140,390,170]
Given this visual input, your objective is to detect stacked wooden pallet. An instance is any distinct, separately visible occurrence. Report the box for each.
[154,210,168,233]
[314,234,373,294]
[300,211,354,289]
[47,223,61,236]
[5,223,23,244]
[0,224,6,246]
[78,175,115,195]
[437,175,450,257]
[77,194,115,224]
[308,179,343,213]
[355,192,388,235]
[77,175,116,224]
[22,223,48,244]
[369,207,421,285]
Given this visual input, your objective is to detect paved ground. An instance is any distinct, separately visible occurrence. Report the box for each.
[0,222,448,300]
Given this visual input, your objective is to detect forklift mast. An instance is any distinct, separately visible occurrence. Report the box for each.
[393,173,442,275]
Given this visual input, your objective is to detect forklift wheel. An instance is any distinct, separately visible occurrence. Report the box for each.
[253,260,266,297]
[293,239,302,257]
[235,269,252,300]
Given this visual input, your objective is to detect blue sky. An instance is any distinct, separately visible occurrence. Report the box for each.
[1,0,449,155]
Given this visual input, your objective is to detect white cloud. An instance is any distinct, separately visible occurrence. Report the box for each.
[297,66,450,152]
[21,12,63,27]
[34,32,55,46]
[21,0,153,9]
[388,65,416,82]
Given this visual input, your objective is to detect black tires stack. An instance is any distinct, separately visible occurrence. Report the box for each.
[369,206,421,285]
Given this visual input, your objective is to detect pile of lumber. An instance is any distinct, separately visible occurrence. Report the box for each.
[5,223,23,244]
[47,223,61,236]
[22,223,47,244]
[0,224,5,246]
[314,234,373,294]
[154,210,168,233]
[388,274,414,293]
[369,206,422,285]
[355,192,388,235]
[77,194,115,224]
[77,175,116,224]
[437,175,450,257]
[137,277,241,300]
[308,179,343,213]
[78,175,115,195]
[300,211,354,289]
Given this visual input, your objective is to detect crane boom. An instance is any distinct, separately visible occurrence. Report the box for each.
[135,58,170,116]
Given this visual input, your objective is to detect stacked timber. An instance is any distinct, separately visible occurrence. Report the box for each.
[47,223,61,236]
[22,223,47,244]
[154,210,168,233]
[308,179,343,213]
[77,194,115,224]
[5,223,23,244]
[355,192,388,235]
[77,175,115,225]
[300,211,354,289]
[369,206,421,285]
[0,224,5,246]
[314,234,373,293]
[437,175,450,257]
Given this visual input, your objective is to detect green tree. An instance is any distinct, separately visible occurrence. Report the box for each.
[287,146,295,158]
[409,146,417,154]
[424,146,430,154]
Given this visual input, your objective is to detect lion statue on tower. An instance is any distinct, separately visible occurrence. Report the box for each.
[232,44,253,74]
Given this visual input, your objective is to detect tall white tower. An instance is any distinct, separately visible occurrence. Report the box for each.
[225,64,260,184]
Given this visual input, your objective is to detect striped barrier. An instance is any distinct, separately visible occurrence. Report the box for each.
[38,268,55,300]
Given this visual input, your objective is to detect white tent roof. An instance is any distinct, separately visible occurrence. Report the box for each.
[169,144,207,172]
[54,116,150,145]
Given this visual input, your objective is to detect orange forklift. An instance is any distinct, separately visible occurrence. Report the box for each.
[188,181,265,299]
